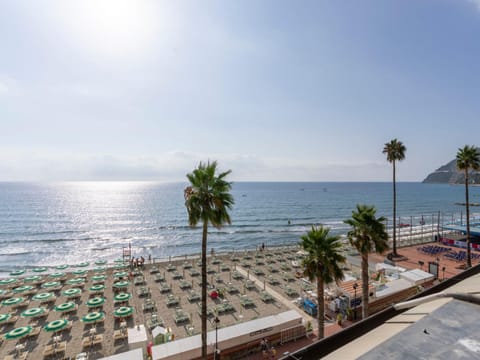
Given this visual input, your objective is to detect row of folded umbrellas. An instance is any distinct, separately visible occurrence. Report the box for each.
[0,278,131,291]
[1,269,132,286]
[6,259,129,277]
[1,291,132,307]
[1,306,134,340]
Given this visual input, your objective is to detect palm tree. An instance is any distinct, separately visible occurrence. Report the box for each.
[184,161,234,359]
[456,145,480,268]
[300,225,346,339]
[383,139,406,257]
[344,204,388,319]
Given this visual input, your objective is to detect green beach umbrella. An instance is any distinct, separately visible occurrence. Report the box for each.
[72,270,87,276]
[81,311,105,324]
[1,297,25,307]
[66,277,85,285]
[93,266,106,273]
[12,285,34,294]
[95,260,107,265]
[32,292,55,302]
[89,284,105,292]
[75,262,89,268]
[114,258,125,263]
[86,297,105,308]
[43,319,69,333]
[21,307,47,318]
[0,278,17,286]
[114,292,131,302]
[91,275,106,282]
[114,264,128,269]
[9,270,25,276]
[54,302,76,312]
[4,326,33,340]
[114,271,128,278]
[0,313,12,323]
[55,264,68,270]
[23,275,42,283]
[113,280,129,289]
[62,288,81,297]
[49,272,66,279]
[41,281,61,289]
[32,267,48,273]
[113,306,134,318]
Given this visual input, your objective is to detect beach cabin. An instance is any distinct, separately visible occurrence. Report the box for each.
[151,310,303,360]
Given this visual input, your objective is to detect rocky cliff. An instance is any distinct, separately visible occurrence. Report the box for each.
[423,152,480,184]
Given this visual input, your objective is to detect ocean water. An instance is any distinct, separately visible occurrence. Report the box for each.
[0,181,478,273]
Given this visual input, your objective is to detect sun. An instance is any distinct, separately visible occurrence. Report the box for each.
[57,0,162,61]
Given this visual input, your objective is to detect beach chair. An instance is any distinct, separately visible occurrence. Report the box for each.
[220,265,230,272]
[143,299,156,312]
[166,294,180,307]
[260,291,274,303]
[179,280,192,290]
[172,271,183,280]
[134,276,146,286]
[182,262,192,269]
[232,271,244,280]
[187,290,200,302]
[149,266,159,274]
[189,269,200,277]
[174,308,190,324]
[82,334,103,348]
[253,268,264,276]
[240,295,255,308]
[166,263,176,272]
[154,273,166,282]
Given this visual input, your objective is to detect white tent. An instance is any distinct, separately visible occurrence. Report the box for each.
[400,269,434,285]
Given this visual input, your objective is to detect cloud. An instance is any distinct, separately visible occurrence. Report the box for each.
[0,82,8,95]
[0,148,397,182]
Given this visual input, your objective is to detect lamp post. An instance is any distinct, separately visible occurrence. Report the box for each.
[214,316,220,360]
[352,282,358,321]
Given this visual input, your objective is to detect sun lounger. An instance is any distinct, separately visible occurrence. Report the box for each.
[172,271,183,280]
[149,266,159,274]
[82,334,103,348]
[245,280,256,290]
[253,268,264,276]
[174,308,190,324]
[220,265,230,272]
[179,280,192,290]
[284,286,299,297]
[240,261,251,268]
[166,294,180,307]
[113,329,128,341]
[232,271,244,280]
[211,258,221,265]
[143,299,156,312]
[4,351,28,360]
[240,295,255,308]
[134,276,146,286]
[43,341,66,357]
[146,314,164,330]
[260,291,274,303]
[206,267,215,274]
[154,273,165,282]
[187,291,200,302]
[27,326,41,337]
[136,287,150,297]
[166,264,176,272]
[189,268,200,277]
[182,262,192,269]
[268,265,279,273]
[267,276,280,285]
[159,284,171,293]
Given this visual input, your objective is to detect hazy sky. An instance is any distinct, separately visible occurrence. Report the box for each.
[1,0,480,182]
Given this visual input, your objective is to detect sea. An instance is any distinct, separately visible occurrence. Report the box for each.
[0,181,479,274]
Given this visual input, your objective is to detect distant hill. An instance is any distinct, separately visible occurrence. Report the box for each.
[423,149,480,184]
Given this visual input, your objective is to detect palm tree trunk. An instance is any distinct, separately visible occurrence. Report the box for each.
[465,170,472,268]
[201,220,208,359]
[317,276,325,339]
[361,253,369,319]
[392,160,397,256]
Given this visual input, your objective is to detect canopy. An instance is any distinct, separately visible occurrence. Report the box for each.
[4,326,33,340]
[44,319,69,332]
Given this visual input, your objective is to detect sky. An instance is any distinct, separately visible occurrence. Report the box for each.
[1,0,480,182]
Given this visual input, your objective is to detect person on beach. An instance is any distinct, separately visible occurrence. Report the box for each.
[261,243,265,251]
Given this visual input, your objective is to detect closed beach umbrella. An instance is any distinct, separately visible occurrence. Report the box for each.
[81,311,105,324]
[32,267,48,273]
[93,267,106,273]
[24,275,42,283]
[113,280,129,289]
[21,307,47,318]
[12,285,34,294]
[62,288,81,298]
[75,262,89,268]
[41,281,61,289]
[114,271,128,278]
[54,302,76,313]
[86,297,105,308]
[114,292,131,302]
[66,277,85,285]
[91,275,106,283]
[43,319,69,333]
[4,326,33,341]
[32,292,55,302]
[95,260,107,265]
[0,278,17,286]
[9,270,25,276]
[89,284,105,293]
[49,272,66,279]
[0,313,12,324]
[113,306,134,318]
[1,297,25,307]
[55,264,68,270]
[72,270,87,276]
